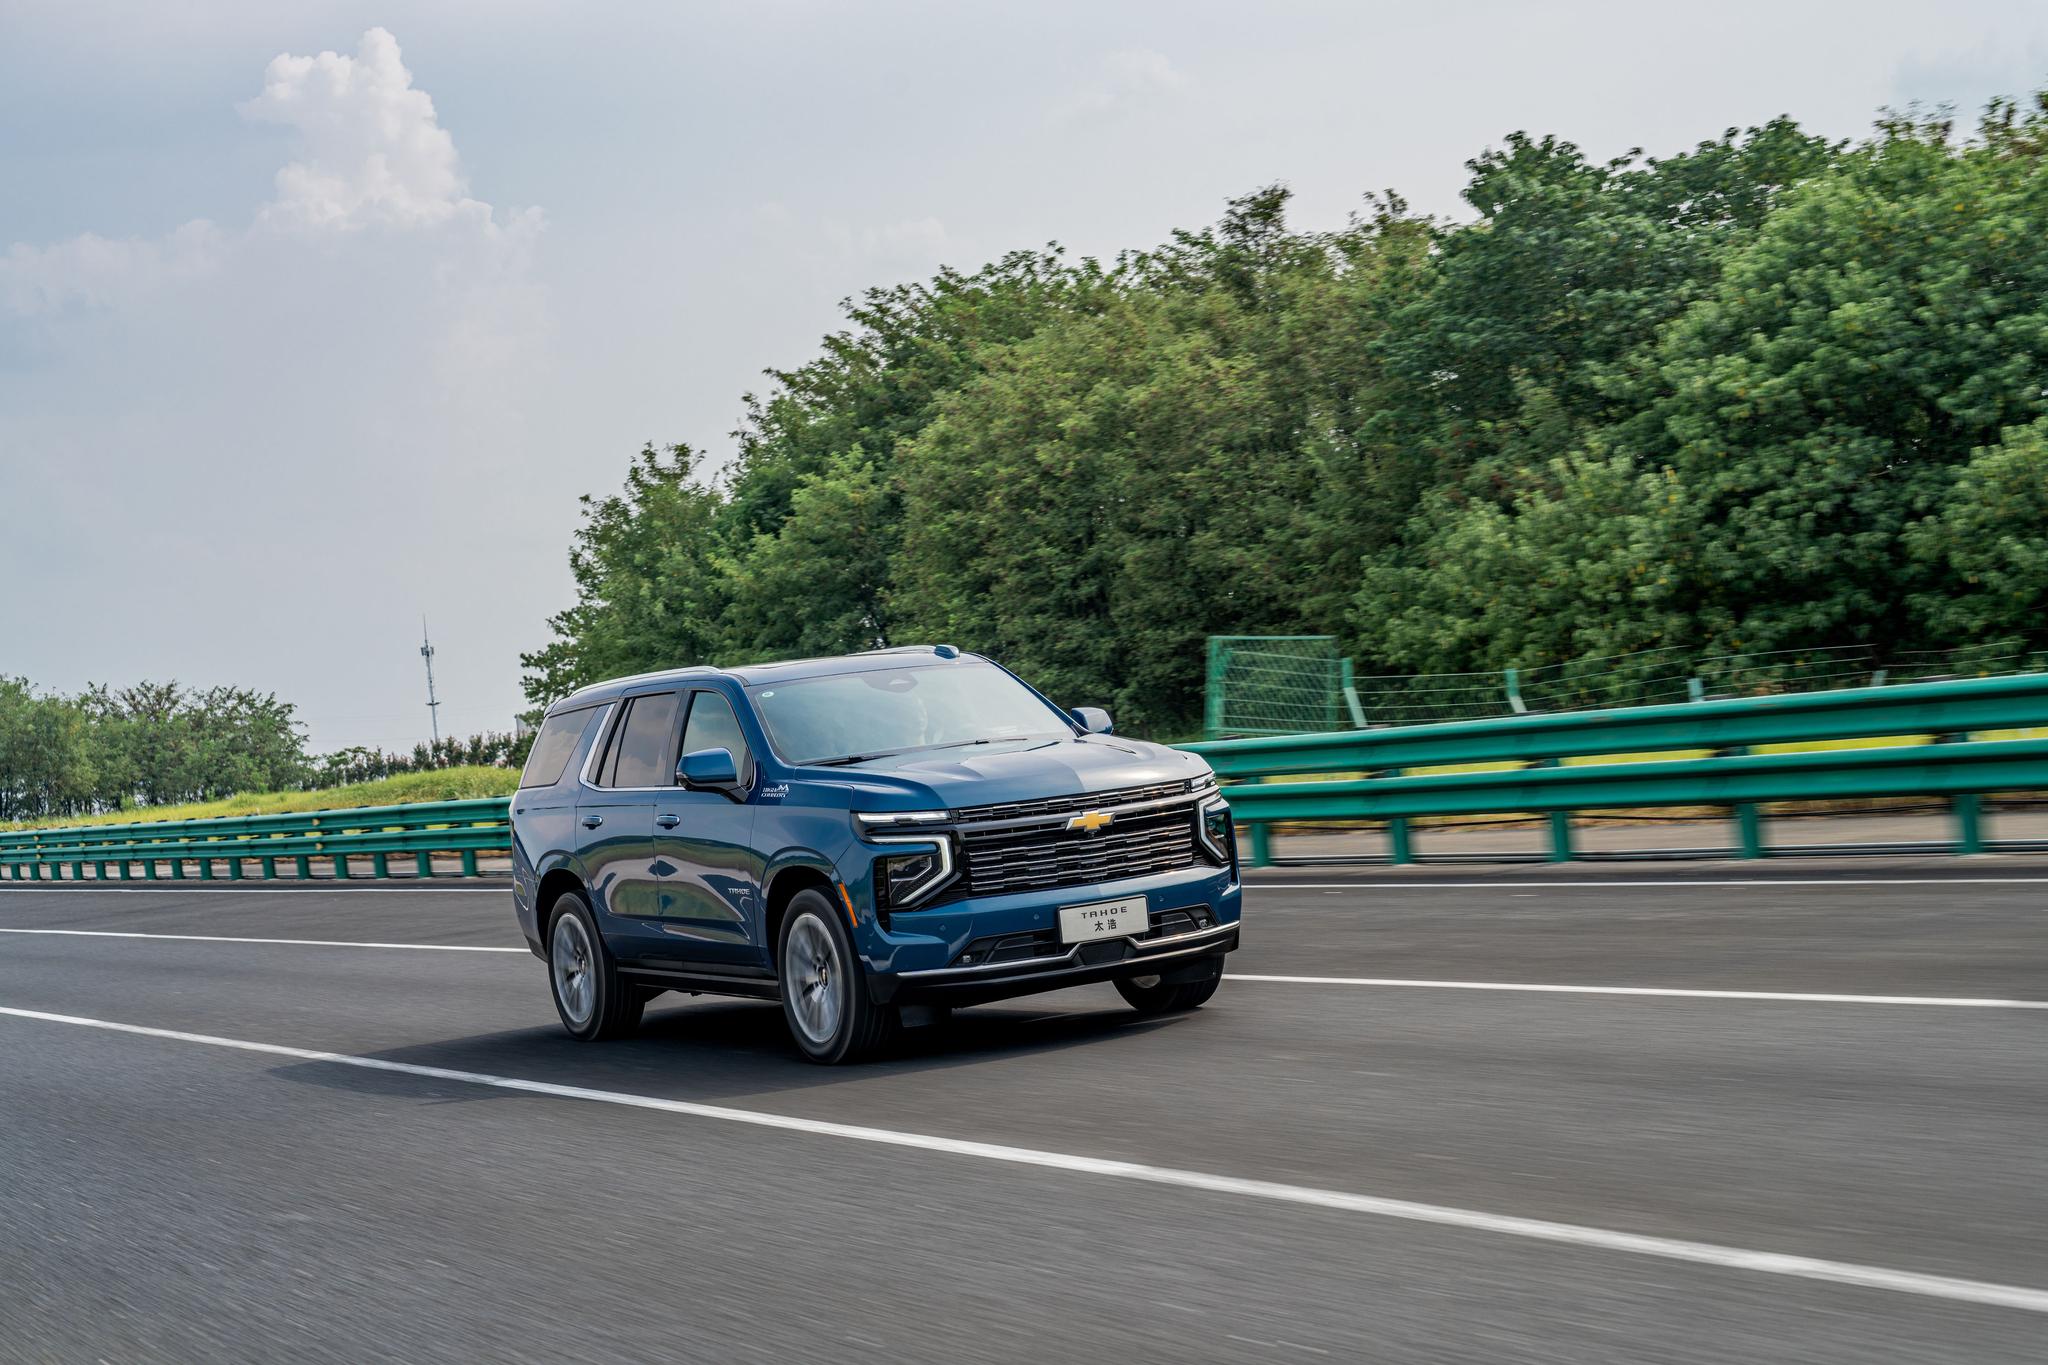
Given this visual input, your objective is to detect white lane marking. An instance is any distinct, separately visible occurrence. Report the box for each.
[1224,975,2048,1009]
[10,930,2040,1011]
[0,927,523,952]
[2,1004,2044,1316]
[1257,878,2048,890]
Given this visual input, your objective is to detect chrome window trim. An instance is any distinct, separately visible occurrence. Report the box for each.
[576,702,621,787]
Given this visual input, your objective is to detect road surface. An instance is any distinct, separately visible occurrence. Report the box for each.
[1,864,2043,1362]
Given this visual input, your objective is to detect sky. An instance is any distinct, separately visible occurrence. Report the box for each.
[4,1,2046,754]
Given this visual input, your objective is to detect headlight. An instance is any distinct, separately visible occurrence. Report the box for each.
[856,811,956,908]
[1196,796,1233,865]
[1187,771,1219,795]
[854,810,949,830]
[877,847,951,908]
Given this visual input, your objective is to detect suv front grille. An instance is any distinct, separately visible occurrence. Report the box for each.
[951,781,1189,825]
[956,800,1199,898]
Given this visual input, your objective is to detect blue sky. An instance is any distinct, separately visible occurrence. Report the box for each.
[4,0,2046,752]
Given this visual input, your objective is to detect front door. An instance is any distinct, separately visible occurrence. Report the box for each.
[576,690,681,937]
[651,688,765,969]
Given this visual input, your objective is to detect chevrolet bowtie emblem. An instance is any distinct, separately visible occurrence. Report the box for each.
[1066,810,1114,833]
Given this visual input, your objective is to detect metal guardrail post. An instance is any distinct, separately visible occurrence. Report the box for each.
[1247,822,1272,867]
[1388,818,1413,864]
[1532,756,1573,860]
[1735,803,1766,858]
[1723,744,1767,858]
[1936,732,1986,853]
[1954,795,1985,854]
[1547,810,1573,861]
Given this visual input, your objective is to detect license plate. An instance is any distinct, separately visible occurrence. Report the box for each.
[1058,895,1149,944]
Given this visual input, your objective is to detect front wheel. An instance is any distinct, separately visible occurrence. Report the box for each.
[1115,957,1224,1015]
[547,892,643,1041]
[778,890,896,1064]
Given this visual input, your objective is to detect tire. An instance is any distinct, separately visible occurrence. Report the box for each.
[778,889,896,1064]
[546,891,644,1041]
[1115,956,1224,1015]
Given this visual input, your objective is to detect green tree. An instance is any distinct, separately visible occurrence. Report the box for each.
[521,444,733,705]
[1906,415,2048,641]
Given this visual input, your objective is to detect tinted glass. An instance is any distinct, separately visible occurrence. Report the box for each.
[680,690,754,786]
[519,706,598,788]
[607,692,682,788]
[748,661,1067,766]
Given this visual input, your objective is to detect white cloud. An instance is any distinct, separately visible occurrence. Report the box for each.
[0,28,549,752]
[1,28,538,322]
[240,27,492,234]
[1053,48,1189,123]
[0,220,224,316]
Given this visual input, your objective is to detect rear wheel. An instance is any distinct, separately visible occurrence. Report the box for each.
[547,892,643,1041]
[1115,957,1224,1015]
[778,890,896,1064]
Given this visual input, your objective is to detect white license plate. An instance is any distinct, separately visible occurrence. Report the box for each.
[1058,895,1149,944]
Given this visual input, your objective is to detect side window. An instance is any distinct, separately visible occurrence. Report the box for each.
[680,690,755,788]
[519,706,598,789]
[603,692,683,788]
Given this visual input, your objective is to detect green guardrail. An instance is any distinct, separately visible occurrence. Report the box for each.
[7,673,2047,881]
[1183,673,2048,865]
[0,798,511,883]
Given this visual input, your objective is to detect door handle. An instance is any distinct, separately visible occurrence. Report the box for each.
[581,814,604,829]
[656,814,681,828]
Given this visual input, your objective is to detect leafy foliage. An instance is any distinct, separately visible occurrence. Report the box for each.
[523,91,2048,736]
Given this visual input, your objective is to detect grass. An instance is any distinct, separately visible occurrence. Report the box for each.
[3,766,520,833]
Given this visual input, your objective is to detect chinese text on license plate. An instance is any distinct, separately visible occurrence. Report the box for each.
[1058,895,1149,944]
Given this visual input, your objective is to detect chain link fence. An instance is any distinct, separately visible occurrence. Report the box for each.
[1205,636,2048,737]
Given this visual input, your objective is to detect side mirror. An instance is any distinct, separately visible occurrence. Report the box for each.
[677,746,740,793]
[1070,706,1114,735]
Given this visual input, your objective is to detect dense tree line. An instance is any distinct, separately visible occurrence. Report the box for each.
[522,94,2046,736]
[0,680,308,821]
[0,676,529,823]
[311,731,532,789]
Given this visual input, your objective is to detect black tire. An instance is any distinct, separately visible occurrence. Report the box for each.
[1115,957,1224,1015]
[777,889,896,1064]
[545,891,644,1041]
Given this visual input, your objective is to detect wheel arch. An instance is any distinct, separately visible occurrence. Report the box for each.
[535,866,588,950]
[761,855,840,971]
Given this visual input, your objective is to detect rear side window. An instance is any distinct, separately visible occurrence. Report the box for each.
[681,690,755,787]
[603,691,683,788]
[519,706,599,789]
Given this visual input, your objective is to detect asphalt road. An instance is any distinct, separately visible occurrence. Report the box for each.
[2,866,2044,1363]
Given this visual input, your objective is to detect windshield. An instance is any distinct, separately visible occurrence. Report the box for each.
[748,661,1070,766]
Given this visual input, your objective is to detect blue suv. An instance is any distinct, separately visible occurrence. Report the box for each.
[510,646,1241,1062]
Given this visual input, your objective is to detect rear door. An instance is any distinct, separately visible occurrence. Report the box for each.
[575,691,681,941]
[650,687,765,968]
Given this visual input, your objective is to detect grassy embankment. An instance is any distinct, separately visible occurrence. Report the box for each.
[2,766,520,834]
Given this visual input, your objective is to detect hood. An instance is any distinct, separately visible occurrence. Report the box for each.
[829,735,1206,811]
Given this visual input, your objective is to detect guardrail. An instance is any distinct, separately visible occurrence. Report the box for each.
[7,674,2047,881]
[1183,673,2048,865]
[0,798,511,883]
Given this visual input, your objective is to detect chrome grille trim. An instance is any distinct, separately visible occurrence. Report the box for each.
[951,780,1189,826]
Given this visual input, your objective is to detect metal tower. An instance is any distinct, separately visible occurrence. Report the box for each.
[420,619,442,744]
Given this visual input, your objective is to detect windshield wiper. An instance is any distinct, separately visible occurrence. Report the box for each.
[811,734,1056,767]
[810,749,912,767]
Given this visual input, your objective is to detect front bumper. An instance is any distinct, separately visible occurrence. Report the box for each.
[879,919,1238,1007]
